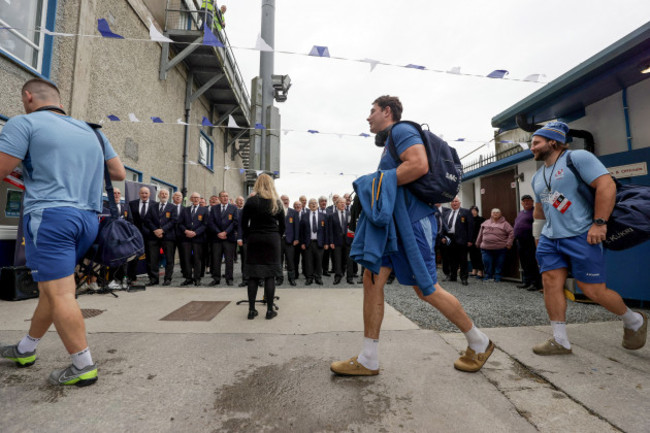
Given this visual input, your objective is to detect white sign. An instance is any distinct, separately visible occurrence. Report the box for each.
[608,162,648,179]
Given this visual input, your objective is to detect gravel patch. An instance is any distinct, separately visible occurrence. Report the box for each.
[384,276,648,332]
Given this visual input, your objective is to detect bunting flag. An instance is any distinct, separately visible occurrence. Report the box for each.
[128,113,140,122]
[176,118,188,125]
[273,171,279,176]
[149,20,173,43]
[405,64,425,70]
[224,165,230,170]
[254,123,265,129]
[455,138,465,142]
[97,19,124,39]
[107,114,120,121]
[359,133,370,137]
[487,69,509,79]
[519,142,530,150]
[307,130,319,134]
[361,58,380,72]
[523,73,545,82]
[255,170,263,176]
[239,169,245,174]
[202,24,224,48]
[447,66,461,74]
[228,115,239,128]
[201,116,214,127]
[308,45,330,57]
[151,117,163,123]
[255,33,273,51]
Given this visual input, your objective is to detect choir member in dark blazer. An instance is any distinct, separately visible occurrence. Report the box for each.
[144,189,177,285]
[299,198,329,285]
[328,197,352,285]
[178,192,209,286]
[208,191,238,286]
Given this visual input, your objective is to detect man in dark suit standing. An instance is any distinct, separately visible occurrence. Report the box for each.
[292,200,306,280]
[145,189,177,286]
[328,197,352,285]
[179,192,209,286]
[318,196,333,276]
[280,195,299,286]
[441,196,474,285]
[171,191,186,282]
[300,198,329,285]
[208,191,238,286]
[127,186,152,284]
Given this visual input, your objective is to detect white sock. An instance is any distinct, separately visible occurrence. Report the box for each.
[357,337,379,370]
[17,334,40,354]
[551,321,571,349]
[464,325,489,353]
[71,347,94,370]
[621,308,644,331]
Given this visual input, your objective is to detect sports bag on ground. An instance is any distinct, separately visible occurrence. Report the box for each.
[566,150,650,250]
[386,121,462,206]
[85,125,144,267]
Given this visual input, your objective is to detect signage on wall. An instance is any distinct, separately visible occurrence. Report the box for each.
[607,162,648,179]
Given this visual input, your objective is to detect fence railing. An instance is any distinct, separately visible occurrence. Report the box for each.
[462,144,525,173]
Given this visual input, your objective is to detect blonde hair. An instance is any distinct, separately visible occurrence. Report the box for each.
[253,173,281,215]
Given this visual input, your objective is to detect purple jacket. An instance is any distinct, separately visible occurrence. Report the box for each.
[476,216,514,250]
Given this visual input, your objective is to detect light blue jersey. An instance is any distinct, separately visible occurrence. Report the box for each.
[0,111,117,214]
[378,122,435,222]
[532,150,609,239]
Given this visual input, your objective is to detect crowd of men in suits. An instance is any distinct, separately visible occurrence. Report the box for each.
[106,187,360,288]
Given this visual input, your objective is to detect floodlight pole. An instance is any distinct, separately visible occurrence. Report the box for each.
[259,0,275,171]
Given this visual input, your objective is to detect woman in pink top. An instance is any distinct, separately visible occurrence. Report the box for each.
[475,208,514,282]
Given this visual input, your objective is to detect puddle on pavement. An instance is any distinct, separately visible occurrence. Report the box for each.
[214,356,392,433]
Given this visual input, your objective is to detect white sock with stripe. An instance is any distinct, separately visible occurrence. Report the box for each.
[357,337,379,370]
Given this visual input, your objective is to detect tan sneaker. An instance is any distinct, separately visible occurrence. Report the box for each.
[532,338,572,355]
[330,356,379,376]
[623,312,647,350]
[453,340,495,372]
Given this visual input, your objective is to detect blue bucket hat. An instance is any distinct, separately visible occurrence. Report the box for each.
[532,121,571,144]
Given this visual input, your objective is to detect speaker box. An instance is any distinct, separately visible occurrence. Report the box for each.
[0,266,39,301]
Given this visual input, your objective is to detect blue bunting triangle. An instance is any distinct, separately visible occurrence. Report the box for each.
[203,24,224,47]
[151,117,164,123]
[202,116,214,127]
[255,123,265,129]
[97,19,124,39]
[308,45,330,57]
[487,69,509,79]
[107,114,120,121]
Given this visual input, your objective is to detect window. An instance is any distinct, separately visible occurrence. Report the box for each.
[0,0,54,75]
[150,177,176,201]
[199,132,214,170]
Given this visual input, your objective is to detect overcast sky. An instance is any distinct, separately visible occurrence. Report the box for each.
[222,0,649,204]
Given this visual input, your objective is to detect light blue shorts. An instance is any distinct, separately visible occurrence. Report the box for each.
[24,207,98,282]
[536,232,606,284]
[381,213,438,295]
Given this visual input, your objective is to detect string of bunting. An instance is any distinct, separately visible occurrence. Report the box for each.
[1,19,547,83]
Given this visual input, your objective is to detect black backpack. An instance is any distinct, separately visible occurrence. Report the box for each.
[386,121,462,206]
[566,151,650,250]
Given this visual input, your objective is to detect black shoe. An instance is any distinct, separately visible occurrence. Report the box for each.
[449,277,457,282]
[315,278,323,285]
[386,275,395,285]
[226,279,233,286]
[258,280,264,287]
[238,281,247,287]
[347,278,354,284]
[276,277,284,286]
[266,310,278,320]
[333,276,341,285]
[288,278,296,286]
[209,279,220,286]
[162,280,171,286]
[194,279,201,286]
[180,279,193,286]
[305,278,313,286]
[357,279,363,284]
[148,279,159,286]
[247,309,258,320]
[442,274,451,281]
[322,271,331,277]
[527,285,541,291]
[461,279,468,286]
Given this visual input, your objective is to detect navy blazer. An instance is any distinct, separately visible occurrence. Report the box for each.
[145,202,177,241]
[129,199,153,236]
[235,207,244,241]
[284,207,300,244]
[102,200,132,222]
[208,203,238,243]
[328,209,350,247]
[299,210,328,248]
[178,205,209,243]
[441,207,474,245]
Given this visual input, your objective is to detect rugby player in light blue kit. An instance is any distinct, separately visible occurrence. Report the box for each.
[530,121,646,355]
[0,79,126,386]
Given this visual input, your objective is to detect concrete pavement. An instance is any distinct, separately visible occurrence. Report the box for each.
[0,281,648,432]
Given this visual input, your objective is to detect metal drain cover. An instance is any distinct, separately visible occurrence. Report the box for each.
[81,309,105,319]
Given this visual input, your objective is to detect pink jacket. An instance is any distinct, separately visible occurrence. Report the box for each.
[476,216,514,250]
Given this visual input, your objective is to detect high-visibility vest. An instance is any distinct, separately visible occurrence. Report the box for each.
[201,1,215,12]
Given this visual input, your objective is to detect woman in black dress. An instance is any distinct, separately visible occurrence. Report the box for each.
[469,205,485,278]
[241,174,285,320]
